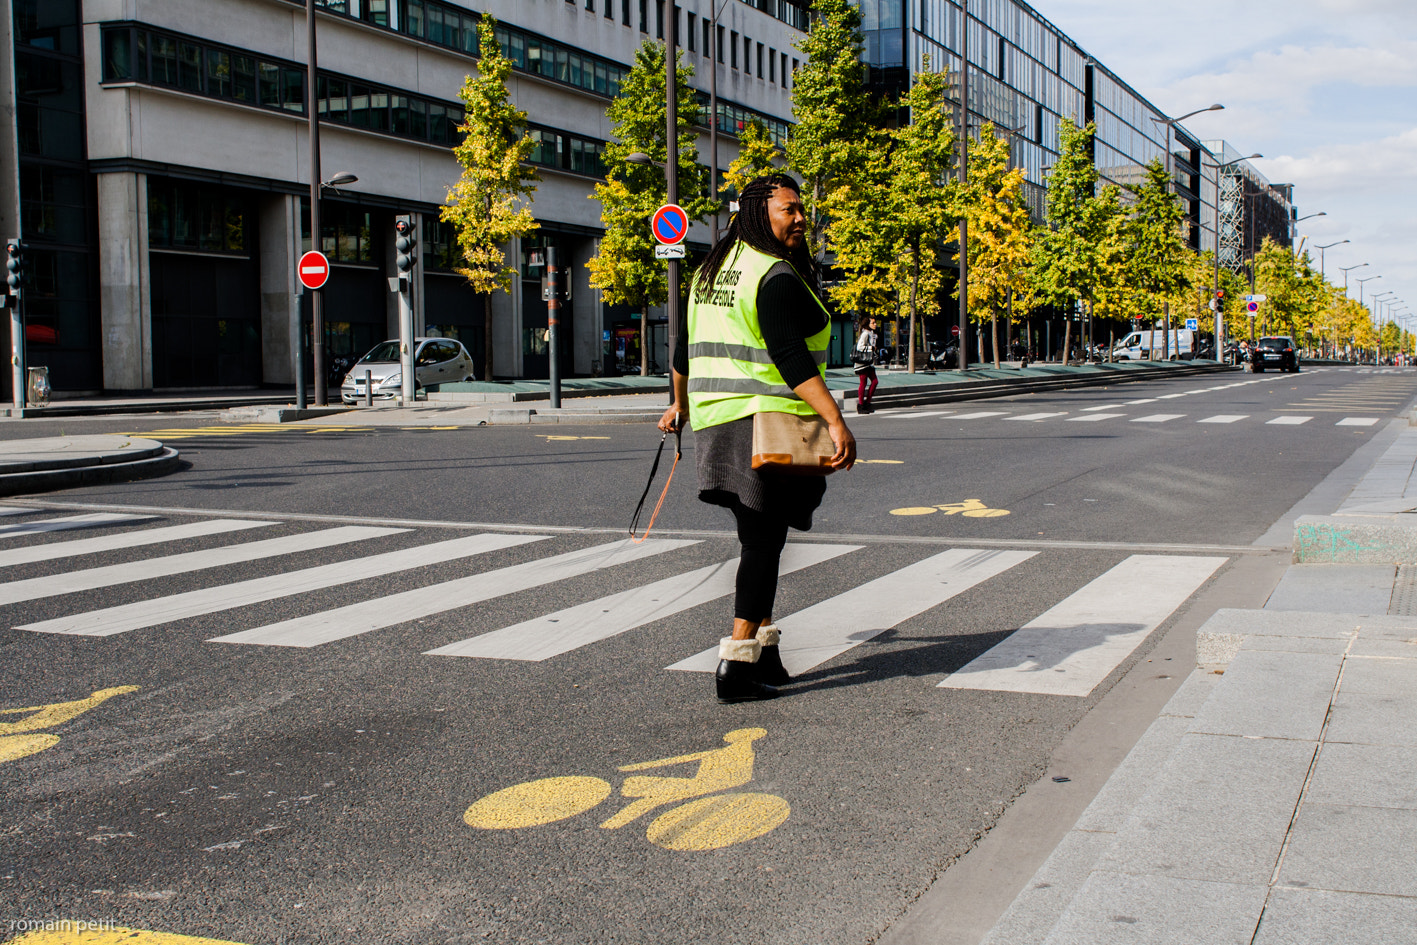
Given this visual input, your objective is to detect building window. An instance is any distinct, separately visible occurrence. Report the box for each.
[768,46,775,83]
[656,0,664,39]
[703,19,711,57]
[756,42,763,79]
[687,12,695,51]
[717,26,726,63]
[147,179,248,256]
[781,52,788,87]
[640,0,648,32]
[730,31,738,69]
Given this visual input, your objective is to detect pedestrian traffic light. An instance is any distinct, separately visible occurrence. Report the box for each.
[394,219,418,273]
[6,239,28,295]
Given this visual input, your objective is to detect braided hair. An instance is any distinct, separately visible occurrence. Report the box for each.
[693,173,818,295]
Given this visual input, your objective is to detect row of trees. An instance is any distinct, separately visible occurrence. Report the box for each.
[440,6,1399,381]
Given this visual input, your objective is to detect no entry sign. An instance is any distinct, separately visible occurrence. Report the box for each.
[652,204,689,245]
[298,250,330,290]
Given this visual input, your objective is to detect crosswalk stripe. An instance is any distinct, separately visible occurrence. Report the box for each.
[0,512,156,539]
[0,506,33,517]
[1337,418,1380,426]
[951,411,1008,420]
[18,533,544,637]
[1267,416,1311,425]
[0,526,404,606]
[937,554,1227,697]
[889,411,950,419]
[1197,415,1248,424]
[667,548,1037,676]
[0,519,275,569]
[1131,414,1185,423]
[427,543,860,661]
[210,538,700,648]
[1066,413,1123,422]
[1124,399,1158,405]
[1007,412,1068,422]
[1081,404,1123,412]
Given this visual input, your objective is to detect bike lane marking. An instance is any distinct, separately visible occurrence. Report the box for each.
[667,548,1037,676]
[938,554,1227,696]
[212,538,699,648]
[5,927,247,944]
[427,543,858,661]
[1,686,139,765]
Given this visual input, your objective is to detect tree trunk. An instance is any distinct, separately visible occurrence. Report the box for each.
[1163,300,1171,360]
[483,292,494,381]
[640,304,649,376]
[991,303,1000,369]
[1061,309,1073,365]
[908,244,919,374]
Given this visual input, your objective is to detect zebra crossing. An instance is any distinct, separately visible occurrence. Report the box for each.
[866,407,1384,427]
[0,508,1228,698]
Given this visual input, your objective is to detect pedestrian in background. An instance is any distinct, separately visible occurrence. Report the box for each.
[853,315,880,414]
[659,173,856,703]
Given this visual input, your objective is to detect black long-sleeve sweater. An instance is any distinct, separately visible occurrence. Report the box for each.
[673,263,828,388]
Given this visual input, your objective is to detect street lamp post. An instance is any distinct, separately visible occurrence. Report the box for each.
[1152,103,1223,359]
[1357,274,1381,306]
[1315,239,1348,281]
[1209,152,1259,361]
[305,0,329,405]
[1339,263,1368,296]
[957,0,970,370]
[708,0,730,244]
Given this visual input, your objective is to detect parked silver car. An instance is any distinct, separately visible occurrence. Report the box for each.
[340,338,476,403]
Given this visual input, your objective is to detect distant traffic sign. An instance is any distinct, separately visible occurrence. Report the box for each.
[654,244,686,260]
[1247,301,1259,313]
[298,251,330,290]
[1185,318,1198,331]
[652,204,689,245]
[1245,294,1267,303]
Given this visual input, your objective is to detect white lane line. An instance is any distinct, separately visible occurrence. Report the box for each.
[1156,393,1189,399]
[211,538,699,648]
[667,548,1037,676]
[1337,418,1380,427]
[1131,414,1186,423]
[1066,414,1124,422]
[428,543,860,661]
[886,411,949,419]
[0,507,34,517]
[0,512,156,540]
[1124,399,1158,405]
[20,533,544,638]
[1007,412,1068,422]
[1197,415,1248,424]
[951,411,1008,420]
[1081,405,1123,412]
[0,526,404,606]
[938,554,1227,697]
[1267,416,1311,425]
[0,519,275,569]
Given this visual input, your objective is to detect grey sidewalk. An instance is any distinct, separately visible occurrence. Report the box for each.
[972,422,1417,945]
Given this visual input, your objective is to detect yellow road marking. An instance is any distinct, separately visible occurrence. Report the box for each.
[890,507,940,516]
[6,926,248,944]
[536,435,611,441]
[0,686,139,765]
[402,426,461,431]
[646,792,790,851]
[890,499,1010,518]
[464,776,612,829]
[858,459,904,464]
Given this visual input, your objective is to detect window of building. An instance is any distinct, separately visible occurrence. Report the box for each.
[768,46,775,83]
[730,31,738,69]
[781,52,787,87]
[687,12,695,51]
[744,36,752,74]
[656,0,664,39]
[147,179,248,256]
[756,42,763,79]
[640,0,648,32]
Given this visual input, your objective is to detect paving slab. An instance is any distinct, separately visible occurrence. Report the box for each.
[1324,690,1417,747]
[979,829,1117,945]
[1305,742,1417,809]
[1189,649,1341,741]
[1262,564,1396,614]
[1335,655,1417,695]
[1041,872,1266,945]
[1095,733,1315,886]
[1278,803,1417,898]
[1253,887,1417,945]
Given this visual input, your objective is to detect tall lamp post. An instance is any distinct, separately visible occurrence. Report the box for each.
[1339,262,1368,296]
[1209,151,1259,360]
[956,0,970,370]
[1315,239,1348,281]
[305,0,329,405]
[1356,274,1381,306]
[707,0,730,244]
[1152,103,1223,359]
[1290,211,1325,258]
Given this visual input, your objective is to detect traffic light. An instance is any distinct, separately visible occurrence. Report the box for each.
[6,239,28,295]
[1210,289,1224,313]
[394,219,418,273]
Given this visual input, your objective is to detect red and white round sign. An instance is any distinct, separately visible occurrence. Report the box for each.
[298,250,330,290]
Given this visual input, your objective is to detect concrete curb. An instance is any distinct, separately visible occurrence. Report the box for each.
[1292,513,1417,564]
[0,447,182,496]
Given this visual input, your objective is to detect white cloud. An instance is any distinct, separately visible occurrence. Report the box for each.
[1266,127,1417,192]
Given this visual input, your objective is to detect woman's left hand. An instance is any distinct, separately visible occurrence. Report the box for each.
[827,419,856,470]
[658,404,686,433]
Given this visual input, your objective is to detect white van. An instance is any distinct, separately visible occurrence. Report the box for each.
[1112,329,1194,361]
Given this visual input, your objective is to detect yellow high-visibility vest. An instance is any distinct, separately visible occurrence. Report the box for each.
[687,242,831,430]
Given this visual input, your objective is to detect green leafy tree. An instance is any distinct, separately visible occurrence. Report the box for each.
[587,42,714,375]
[1121,160,1190,358]
[1030,119,1121,362]
[722,119,782,199]
[826,64,956,371]
[960,123,1032,368]
[442,15,539,381]
[788,0,877,260]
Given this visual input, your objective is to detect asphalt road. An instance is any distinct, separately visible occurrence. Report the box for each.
[1,365,1414,945]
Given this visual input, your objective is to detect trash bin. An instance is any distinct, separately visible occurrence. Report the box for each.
[26,365,50,407]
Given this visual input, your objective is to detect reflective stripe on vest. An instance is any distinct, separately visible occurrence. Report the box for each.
[687,243,831,430]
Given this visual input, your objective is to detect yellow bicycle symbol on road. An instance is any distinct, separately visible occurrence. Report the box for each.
[890,498,1011,517]
[463,728,789,851]
[0,686,138,764]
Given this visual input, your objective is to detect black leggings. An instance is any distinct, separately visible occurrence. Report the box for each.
[732,502,790,623]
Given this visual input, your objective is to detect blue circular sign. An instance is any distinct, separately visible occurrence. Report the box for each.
[652,204,689,245]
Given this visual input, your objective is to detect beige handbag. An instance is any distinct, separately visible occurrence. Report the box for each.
[751,411,837,475]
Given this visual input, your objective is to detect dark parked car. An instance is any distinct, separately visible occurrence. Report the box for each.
[1252,335,1299,373]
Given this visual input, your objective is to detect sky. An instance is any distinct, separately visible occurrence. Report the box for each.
[1037,0,1415,328]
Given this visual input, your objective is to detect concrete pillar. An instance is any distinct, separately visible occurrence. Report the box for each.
[503,236,524,378]
[571,236,597,375]
[259,194,298,384]
[97,171,151,391]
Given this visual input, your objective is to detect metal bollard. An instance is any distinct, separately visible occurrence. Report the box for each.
[364,369,373,407]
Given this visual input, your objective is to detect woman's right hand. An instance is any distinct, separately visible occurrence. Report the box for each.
[827,418,856,470]
[658,404,686,433]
